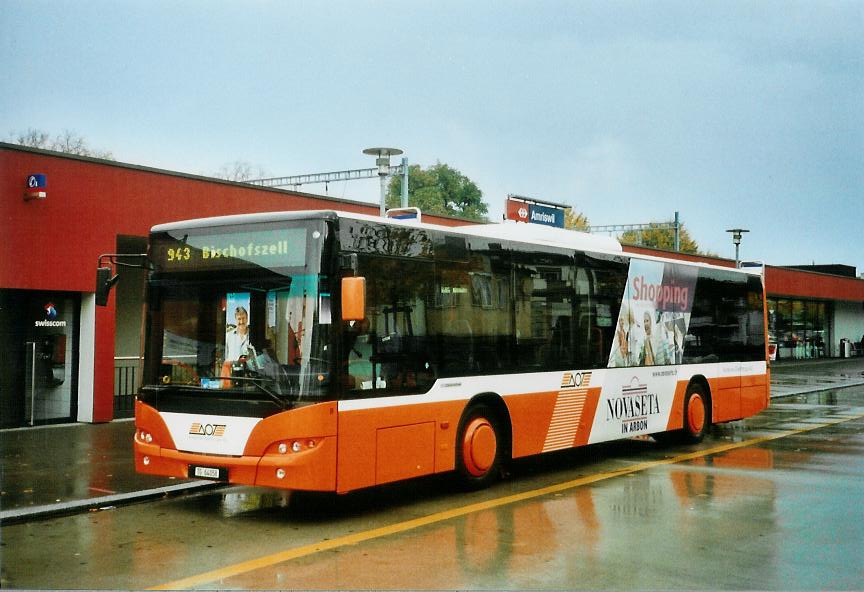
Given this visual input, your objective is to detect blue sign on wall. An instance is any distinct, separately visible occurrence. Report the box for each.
[24,173,48,201]
[528,203,564,228]
[27,174,47,189]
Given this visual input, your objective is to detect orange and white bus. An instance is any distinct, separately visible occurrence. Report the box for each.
[133,210,769,492]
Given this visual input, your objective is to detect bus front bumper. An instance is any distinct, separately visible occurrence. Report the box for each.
[134,435,338,492]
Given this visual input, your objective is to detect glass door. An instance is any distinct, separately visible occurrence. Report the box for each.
[0,290,79,427]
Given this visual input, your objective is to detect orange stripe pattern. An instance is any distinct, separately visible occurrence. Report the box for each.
[543,372,593,452]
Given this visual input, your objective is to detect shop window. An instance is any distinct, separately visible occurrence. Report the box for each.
[769,297,828,359]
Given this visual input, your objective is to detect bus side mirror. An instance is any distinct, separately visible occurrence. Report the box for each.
[341,277,366,321]
[95,267,119,306]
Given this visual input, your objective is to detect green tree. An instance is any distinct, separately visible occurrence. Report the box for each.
[9,128,114,159]
[564,209,590,231]
[620,221,700,254]
[387,162,488,221]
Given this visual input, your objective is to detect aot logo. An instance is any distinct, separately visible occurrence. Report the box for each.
[561,371,592,389]
[189,423,227,437]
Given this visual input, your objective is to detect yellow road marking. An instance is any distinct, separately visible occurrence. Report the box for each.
[150,413,863,590]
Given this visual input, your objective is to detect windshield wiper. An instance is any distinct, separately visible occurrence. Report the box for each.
[216,375,291,408]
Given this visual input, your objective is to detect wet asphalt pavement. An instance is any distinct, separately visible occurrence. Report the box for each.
[1,381,862,589]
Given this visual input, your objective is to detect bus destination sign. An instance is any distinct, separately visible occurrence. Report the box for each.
[154,227,307,272]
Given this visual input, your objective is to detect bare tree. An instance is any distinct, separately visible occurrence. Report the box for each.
[12,128,51,149]
[52,130,88,155]
[213,160,269,182]
[8,128,114,159]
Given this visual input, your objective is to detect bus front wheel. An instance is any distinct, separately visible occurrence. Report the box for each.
[456,404,503,489]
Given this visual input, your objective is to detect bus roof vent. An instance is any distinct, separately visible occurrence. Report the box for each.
[385,207,422,223]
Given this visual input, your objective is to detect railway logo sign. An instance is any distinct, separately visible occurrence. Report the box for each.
[505,195,566,228]
[25,173,47,201]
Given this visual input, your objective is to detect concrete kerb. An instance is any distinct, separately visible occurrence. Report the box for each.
[0,481,225,525]
[770,379,864,399]
[769,358,864,399]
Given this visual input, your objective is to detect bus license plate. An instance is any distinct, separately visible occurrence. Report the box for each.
[190,465,227,481]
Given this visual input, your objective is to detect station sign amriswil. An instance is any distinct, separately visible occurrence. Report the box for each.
[506,197,565,228]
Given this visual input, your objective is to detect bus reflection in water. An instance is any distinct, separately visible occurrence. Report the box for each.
[206,447,778,589]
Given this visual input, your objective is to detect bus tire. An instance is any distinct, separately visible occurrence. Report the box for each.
[681,382,709,443]
[456,404,504,489]
[654,382,710,445]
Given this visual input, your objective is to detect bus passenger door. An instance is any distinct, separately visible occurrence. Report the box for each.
[712,363,742,423]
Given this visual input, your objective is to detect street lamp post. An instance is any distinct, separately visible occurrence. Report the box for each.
[363,147,403,217]
[726,228,750,267]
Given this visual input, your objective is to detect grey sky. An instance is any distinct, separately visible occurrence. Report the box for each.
[2,1,862,270]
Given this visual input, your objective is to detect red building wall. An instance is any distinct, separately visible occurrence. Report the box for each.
[623,245,737,268]
[765,266,864,302]
[1,144,469,422]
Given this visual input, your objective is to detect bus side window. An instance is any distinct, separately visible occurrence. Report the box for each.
[512,254,576,372]
[358,255,436,393]
[344,318,376,391]
[576,253,628,369]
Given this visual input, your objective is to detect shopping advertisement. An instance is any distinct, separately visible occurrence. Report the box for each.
[608,259,698,368]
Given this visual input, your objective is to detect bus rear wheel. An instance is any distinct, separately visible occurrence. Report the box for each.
[456,404,503,489]
[682,383,709,443]
[654,382,710,445]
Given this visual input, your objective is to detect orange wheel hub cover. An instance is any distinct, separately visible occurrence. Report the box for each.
[463,418,497,476]
[687,394,705,433]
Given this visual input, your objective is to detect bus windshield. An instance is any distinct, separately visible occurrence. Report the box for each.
[142,220,331,402]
